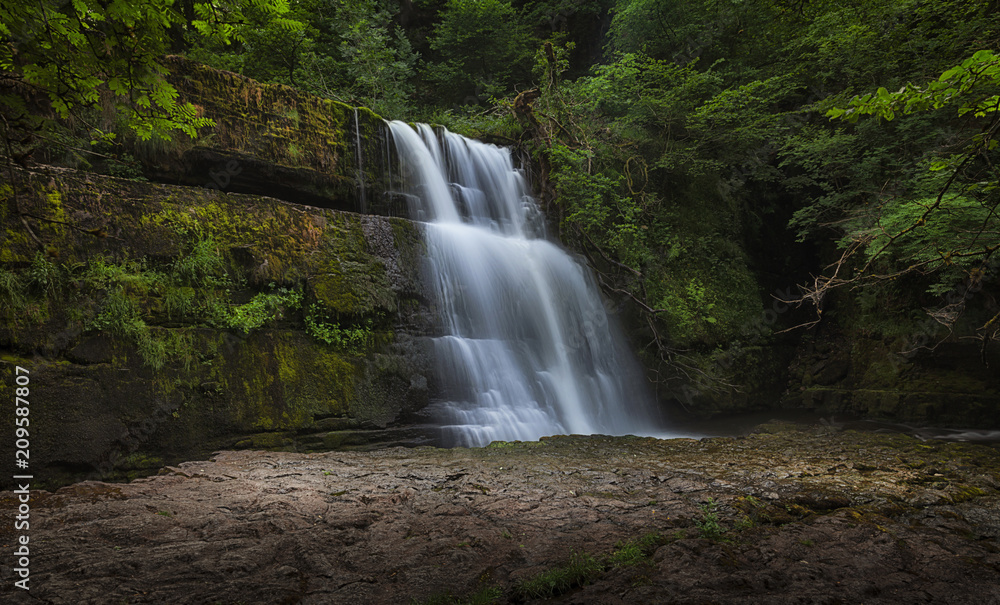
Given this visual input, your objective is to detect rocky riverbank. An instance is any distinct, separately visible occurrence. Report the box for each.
[2,422,999,604]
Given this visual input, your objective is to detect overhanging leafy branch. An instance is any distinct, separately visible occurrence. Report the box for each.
[791,50,1000,352]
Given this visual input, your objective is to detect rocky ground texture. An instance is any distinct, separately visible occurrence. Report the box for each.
[2,422,999,604]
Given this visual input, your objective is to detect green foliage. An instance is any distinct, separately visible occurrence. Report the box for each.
[171,236,230,289]
[811,49,1000,298]
[186,0,417,116]
[200,0,308,84]
[607,0,716,60]
[425,0,534,104]
[27,252,61,297]
[513,550,602,600]
[578,52,722,172]
[0,268,27,309]
[415,101,522,141]
[305,304,373,352]
[828,50,1000,123]
[83,257,161,294]
[529,0,1000,376]
[62,236,303,368]
[853,192,995,292]
[164,286,198,319]
[696,497,726,540]
[781,125,862,240]
[87,287,137,334]
[547,145,609,230]
[542,140,653,272]
[0,0,250,140]
[106,153,149,181]
[688,75,792,173]
[660,278,719,340]
[190,0,303,47]
[607,532,664,567]
[334,0,418,116]
[224,287,302,334]
[88,287,169,369]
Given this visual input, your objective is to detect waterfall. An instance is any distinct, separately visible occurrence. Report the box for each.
[389,121,668,447]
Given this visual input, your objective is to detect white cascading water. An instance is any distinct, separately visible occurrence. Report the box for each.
[389,121,667,447]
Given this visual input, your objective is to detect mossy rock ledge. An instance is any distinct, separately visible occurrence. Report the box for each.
[137,56,397,216]
[0,165,437,489]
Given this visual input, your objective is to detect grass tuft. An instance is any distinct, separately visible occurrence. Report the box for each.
[514,550,602,600]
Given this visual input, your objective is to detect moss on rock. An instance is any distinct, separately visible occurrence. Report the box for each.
[124,56,400,214]
[0,164,435,490]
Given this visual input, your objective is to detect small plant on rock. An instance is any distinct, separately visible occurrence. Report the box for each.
[696,497,727,541]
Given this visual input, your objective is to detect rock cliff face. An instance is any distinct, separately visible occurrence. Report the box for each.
[0,149,434,490]
[782,328,1000,428]
[137,57,402,216]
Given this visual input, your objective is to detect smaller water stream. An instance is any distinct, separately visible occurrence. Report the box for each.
[353,109,366,213]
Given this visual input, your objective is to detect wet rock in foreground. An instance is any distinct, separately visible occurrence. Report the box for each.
[2,422,999,604]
